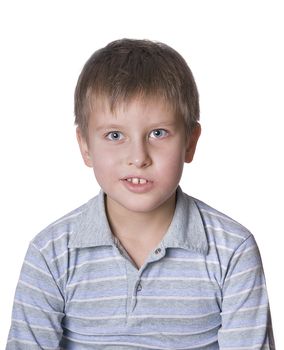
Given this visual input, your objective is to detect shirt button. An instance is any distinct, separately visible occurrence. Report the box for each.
[137,283,142,291]
[155,247,162,255]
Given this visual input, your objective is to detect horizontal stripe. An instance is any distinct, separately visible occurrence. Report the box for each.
[62,334,174,349]
[66,314,126,320]
[51,249,69,263]
[137,295,221,301]
[224,284,266,299]
[209,242,235,252]
[199,208,238,224]
[62,335,218,349]
[230,245,257,260]
[66,275,126,288]
[221,345,273,350]
[163,257,220,265]
[219,324,271,333]
[69,295,126,303]
[141,276,211,282]
[39,232,69,252]
[225,266,262,281]
[12,319,62,333]
[69,255,123,270]
[205,225,245,240]
[14,300,63,315]
[57,256,124,282]
[18,280,63,301]
[7,338,60,349]
[23,260,53,278]
[221,304,268,316]
[129,311,219,319]
[162,257,227,270]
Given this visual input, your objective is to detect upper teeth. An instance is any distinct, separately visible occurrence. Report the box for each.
[127,178,147,184]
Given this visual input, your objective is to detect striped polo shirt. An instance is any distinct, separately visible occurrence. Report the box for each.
[6,187,275,349]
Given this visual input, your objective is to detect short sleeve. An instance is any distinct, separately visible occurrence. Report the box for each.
[218,234,275,349]
[6,243,65,349]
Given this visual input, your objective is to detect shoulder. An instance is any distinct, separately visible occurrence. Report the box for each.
[30,196,96,253]
[189,195,253,253]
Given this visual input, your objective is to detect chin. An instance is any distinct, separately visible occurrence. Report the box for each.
[122,202,158,214]
[104,184,177,215]
[121,197,169,214]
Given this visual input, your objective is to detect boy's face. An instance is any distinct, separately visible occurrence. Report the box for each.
[77,96,200,215]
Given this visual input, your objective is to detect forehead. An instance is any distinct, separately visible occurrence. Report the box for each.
[88,94,181,127]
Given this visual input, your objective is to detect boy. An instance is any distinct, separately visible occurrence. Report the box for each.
[6,39,275,349]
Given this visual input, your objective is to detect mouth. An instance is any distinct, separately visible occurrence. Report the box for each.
[123,177,149,185]
[120,176,154,193]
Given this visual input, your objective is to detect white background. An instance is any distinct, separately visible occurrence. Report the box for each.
[0,0,283,348]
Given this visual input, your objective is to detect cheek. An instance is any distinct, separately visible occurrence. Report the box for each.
[93,156,112,174]
[155,146,185,177]
[91,147,120,178]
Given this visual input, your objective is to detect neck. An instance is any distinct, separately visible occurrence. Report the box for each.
[105,193,176,243]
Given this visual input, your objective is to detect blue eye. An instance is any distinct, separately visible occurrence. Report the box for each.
[106,131,124,141]
[150,129,168,139]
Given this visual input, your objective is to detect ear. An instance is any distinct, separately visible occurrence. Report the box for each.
[184,123,201,163]
[76,127,93,168]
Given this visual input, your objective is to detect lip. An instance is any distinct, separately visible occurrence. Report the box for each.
[120,176,154,193]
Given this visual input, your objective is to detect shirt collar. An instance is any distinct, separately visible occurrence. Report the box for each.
[68,187,208,256]
[68,190,114,248]
[161,187,208,255]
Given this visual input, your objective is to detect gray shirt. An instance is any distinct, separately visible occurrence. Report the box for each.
[6,187,275,349]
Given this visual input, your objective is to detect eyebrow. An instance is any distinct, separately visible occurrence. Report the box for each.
[95,124,125,131]
[95,121,177,131]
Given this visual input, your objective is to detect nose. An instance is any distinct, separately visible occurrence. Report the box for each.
[127,140,152,168]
